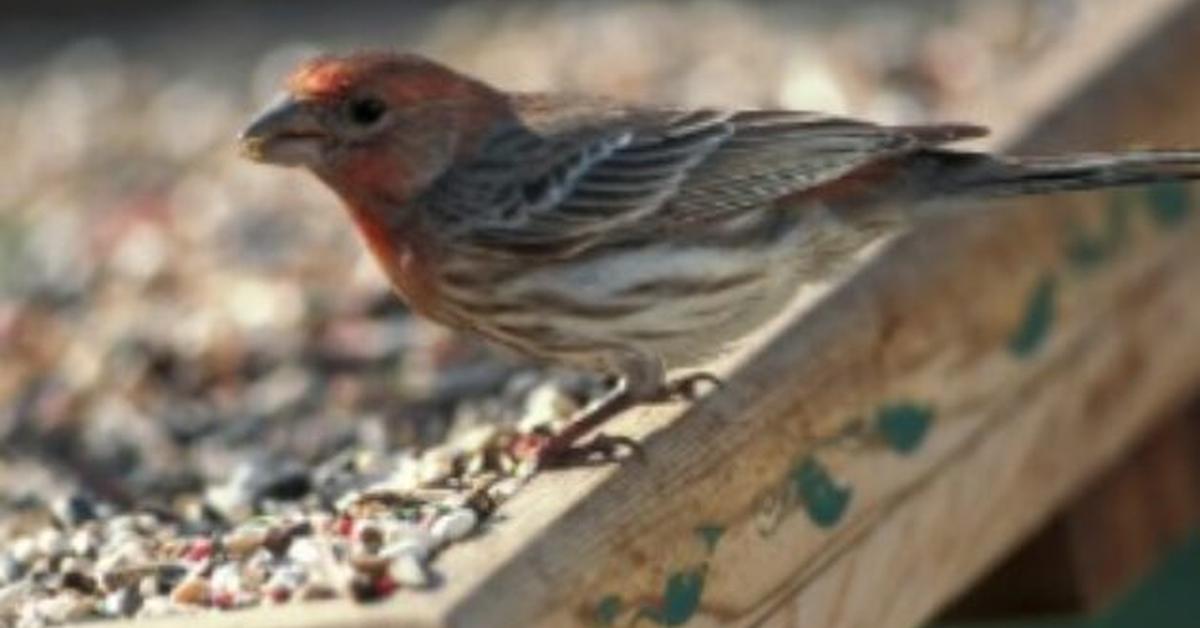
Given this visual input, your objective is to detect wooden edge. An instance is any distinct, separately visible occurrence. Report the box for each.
[117,1,1200,627]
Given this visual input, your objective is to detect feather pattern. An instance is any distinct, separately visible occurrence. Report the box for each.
[422,95,987,258]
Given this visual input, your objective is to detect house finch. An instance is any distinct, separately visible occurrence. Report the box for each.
[240,52,1200,465]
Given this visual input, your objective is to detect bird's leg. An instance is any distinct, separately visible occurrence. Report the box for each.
[533,365,722,468]
[533,382,639,467]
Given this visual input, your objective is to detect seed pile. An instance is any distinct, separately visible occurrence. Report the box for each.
[0,379,597,626]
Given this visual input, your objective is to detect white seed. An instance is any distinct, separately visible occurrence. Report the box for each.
[455,425,499,452]
[334,491,362,512]
[0,581,33,616]
[286,537,323,567]
[388,553,429,589]
[418,448,456,485]
[69,529,98,558]
[9,538,36,564]
[95,539,150,576]
[137,596,175,619]
[33,592,93,623]
[383,521,432,548]
[210,563,242,595]
[103,587,142,618]
[381,532,435,563]
[223,527,268,559]
[35,528,66,557]
[521,382,577,429]
[138,575,158,599]
[429,508,477,544]
[308,512,334,533]
[105,515,138,536]
[265,566,305,592]
[488,477,528,501]
[383,456,422,492]
[240,561,269,590]
[59,556,90,577]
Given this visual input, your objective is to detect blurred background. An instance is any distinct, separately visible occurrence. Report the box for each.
[8,1,1194,626]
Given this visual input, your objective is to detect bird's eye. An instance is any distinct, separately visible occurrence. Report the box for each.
[346,97,387,127]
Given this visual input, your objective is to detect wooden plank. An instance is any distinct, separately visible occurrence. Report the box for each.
[125,1,1200,627]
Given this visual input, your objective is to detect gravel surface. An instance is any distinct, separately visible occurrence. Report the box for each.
[0,1,1081,625]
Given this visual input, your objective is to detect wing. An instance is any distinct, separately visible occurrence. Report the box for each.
[424,96,986,258]
[660,112,986,225]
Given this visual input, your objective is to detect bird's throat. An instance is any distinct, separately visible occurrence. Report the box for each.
[343,201,443,320]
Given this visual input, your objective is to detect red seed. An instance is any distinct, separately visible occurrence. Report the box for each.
[267,586,291,604]
[375,574,398,597]
[184,539,214,562]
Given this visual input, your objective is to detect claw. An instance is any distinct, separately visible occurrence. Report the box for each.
[662,372,723,402]
[535,433,645,468]
[520,371,723,470]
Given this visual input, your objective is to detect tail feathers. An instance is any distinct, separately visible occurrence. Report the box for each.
[927,150,1200,200]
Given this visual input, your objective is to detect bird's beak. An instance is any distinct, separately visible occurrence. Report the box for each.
[239,96,327,167]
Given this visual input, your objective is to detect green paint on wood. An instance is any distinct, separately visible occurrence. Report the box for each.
[1067,193,1133,270]
[600,527,725,626]
[791,458,852,528]
[1066,226,1108,270]
[639,568,708,626]
[1146,182,1193,229]
[876,403,935,454]
[595,595,623,626]
[695,525,725,553]
[1009,274,1057,357]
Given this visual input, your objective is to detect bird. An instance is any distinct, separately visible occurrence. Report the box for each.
[239,51,1200,466]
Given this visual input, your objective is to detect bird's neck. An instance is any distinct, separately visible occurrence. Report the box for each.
[338,192,447,321]
[342,197,414,261]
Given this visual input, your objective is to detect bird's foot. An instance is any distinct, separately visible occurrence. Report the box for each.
[522,371,722,469]
[655,371,723,403]
[533,433,645,468]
